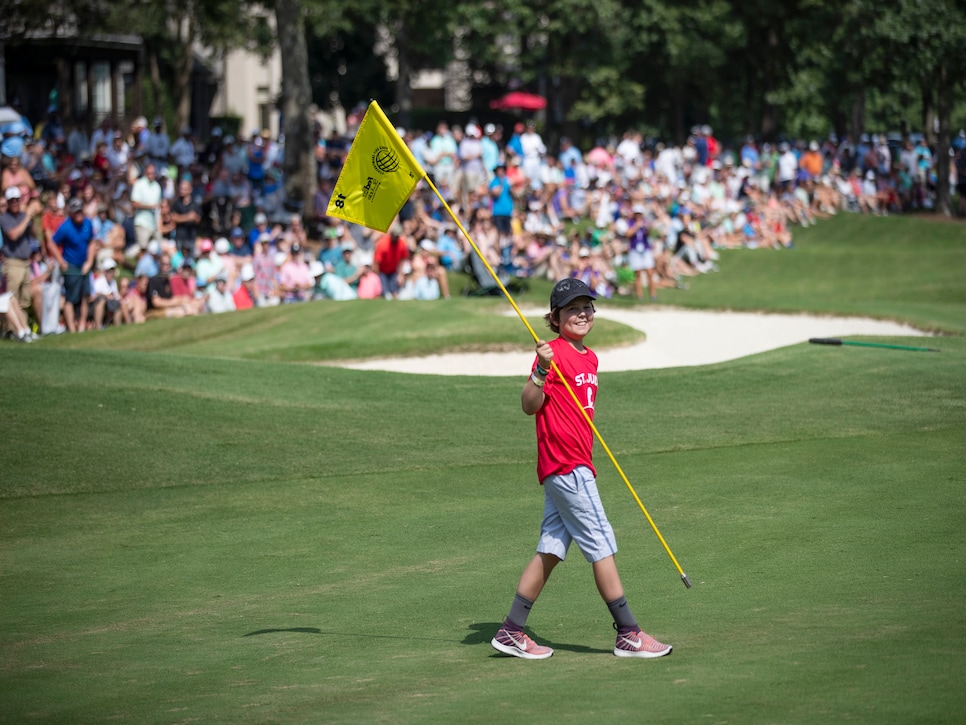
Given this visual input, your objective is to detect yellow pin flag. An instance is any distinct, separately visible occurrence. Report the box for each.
[326,101,426,233]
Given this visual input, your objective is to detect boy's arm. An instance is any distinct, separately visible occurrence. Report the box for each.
[521,340,554,415]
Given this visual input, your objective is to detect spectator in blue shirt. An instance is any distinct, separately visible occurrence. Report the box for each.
[50,197,97,332]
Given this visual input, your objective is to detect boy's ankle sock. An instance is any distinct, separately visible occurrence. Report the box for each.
[506,593,534,630]
[607,595,639,631]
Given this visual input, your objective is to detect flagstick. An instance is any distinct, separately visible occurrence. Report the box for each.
[422,175,692,589]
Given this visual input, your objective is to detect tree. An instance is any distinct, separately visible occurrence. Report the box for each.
[275,0,317,213]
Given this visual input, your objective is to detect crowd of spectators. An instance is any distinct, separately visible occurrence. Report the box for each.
[2,102,965,340]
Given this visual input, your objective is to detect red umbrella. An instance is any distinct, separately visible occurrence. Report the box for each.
[489,91,547,111]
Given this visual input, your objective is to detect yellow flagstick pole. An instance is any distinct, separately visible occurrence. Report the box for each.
[421,173,691,589]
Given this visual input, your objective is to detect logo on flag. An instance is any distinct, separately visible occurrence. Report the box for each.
[372,146,400,174]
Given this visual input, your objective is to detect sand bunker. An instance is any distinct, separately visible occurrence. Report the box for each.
[340,307,932,376]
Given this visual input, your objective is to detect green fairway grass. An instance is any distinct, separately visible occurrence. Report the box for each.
[673,213,966,334]
[1,213,964,723]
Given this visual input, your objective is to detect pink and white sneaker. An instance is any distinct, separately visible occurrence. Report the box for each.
[613,627,672,658]
[491,627,554,660]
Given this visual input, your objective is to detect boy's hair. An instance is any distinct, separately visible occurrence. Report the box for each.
[544,309,560,334]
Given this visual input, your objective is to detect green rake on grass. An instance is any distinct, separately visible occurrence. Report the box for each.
[809,338,940,353]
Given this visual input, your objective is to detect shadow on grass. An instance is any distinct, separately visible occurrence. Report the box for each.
[243,627,323,637]
[464,622,611,655]
[241,624,609,654]
[243,627,452,643]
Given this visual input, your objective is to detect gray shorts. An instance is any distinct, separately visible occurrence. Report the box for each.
[537,465,618,563]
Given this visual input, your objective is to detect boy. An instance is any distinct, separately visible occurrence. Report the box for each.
[491,277,672,660]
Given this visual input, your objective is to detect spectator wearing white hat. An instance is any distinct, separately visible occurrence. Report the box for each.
[519,120,547,189]
[776,142,798,190]
[413,235,450,299]
[394,259,418,300]
[1,186,43,319]
[456,122,487,210]
[89,258,123,328]
[129,116,149,151]
[233,263,257,310]
[206,272,236,314]
[312,259,357,301]
[799,141,823,180]
[212,235,238,288]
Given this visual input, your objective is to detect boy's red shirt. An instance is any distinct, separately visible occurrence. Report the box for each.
[533,336,598,482]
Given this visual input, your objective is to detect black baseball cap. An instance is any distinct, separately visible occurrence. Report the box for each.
[550,278,596,310]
